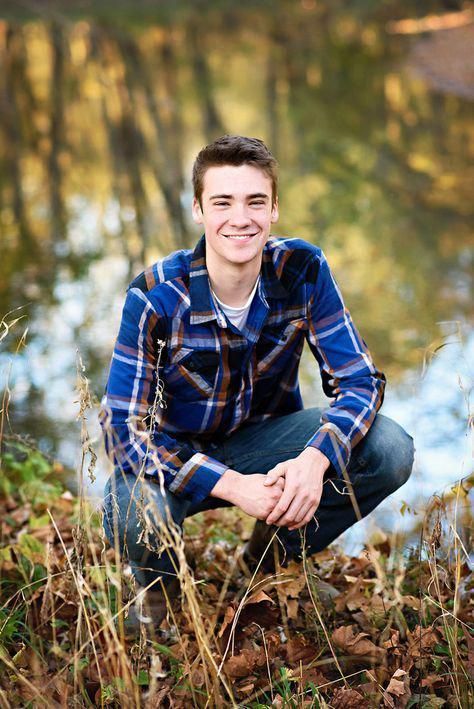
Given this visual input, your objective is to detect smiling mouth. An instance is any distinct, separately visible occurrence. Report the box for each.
[222,233,258,239]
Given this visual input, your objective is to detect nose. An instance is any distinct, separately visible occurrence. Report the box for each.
[227,204,252,228]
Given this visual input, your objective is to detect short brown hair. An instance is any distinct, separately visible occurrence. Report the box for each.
[192,135,278,206]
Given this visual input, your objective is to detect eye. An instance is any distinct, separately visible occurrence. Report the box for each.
[250,200,265,206]
[214,201,230,207]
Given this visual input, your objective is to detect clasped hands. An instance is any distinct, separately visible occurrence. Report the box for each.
[213,447,330,531]
[263,447,330,530]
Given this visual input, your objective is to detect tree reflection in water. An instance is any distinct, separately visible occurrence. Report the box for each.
[0,4,472,512]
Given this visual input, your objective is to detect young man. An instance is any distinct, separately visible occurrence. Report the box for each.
[100,135,414,622]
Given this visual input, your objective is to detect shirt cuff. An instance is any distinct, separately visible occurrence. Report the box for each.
[305,423,351,478]
[167,452,229,504]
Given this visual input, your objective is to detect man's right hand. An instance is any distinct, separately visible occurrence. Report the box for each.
[210,469,284,520]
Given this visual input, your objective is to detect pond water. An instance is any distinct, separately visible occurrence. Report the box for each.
[0,2,472,539]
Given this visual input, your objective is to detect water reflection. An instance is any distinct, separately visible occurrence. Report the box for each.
[0,4,472,528]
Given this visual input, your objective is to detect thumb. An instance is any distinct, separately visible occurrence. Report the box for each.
[263,464,287,486]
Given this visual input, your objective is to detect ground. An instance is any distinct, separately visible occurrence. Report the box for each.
[0,437,472,707]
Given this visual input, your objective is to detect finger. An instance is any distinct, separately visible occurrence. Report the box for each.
[290,506,317,531]
[263,463,287,486]
[275,496,306,528]
[287,501,313,529]
[265,485,295,524]
[287,487,322,529]
[295,497,317,523]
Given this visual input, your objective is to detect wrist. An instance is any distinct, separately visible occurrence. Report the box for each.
[210,468,241,504]
[299,446,330,474]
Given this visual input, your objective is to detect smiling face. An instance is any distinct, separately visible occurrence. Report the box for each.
[192,164,279,272]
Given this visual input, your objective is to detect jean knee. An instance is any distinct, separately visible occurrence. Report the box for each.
[102,473,183,558]
[102,477,120,546]
[384,427,415,492]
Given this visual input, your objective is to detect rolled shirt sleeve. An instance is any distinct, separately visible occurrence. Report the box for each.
[98,287,228,504]
[305,251,386,476]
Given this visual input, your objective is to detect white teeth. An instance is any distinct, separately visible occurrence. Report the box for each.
[225,234,255,239]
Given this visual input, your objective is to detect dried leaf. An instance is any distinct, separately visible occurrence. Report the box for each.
[246,589,274,606]
[190,669,205,688]
[332,687,367,708]
[386,669,408,696]
[239,594,279,630]
[463,626,474,679]
[218,605,236,638]
[407,625,439,657]
[286,637,319,665]
[280,567,307,598]
[341,555,372,576]
[286,665,327,685]
[383,668,411,708]
[382,630,402,654]
[218,590,277,642]
[236,680,255,694]
[332,625,385,662]
[420,674,445,689]
[286,598,299,620]
[224,648,262,678]
[400,594,420,610]
[144,685,171,708]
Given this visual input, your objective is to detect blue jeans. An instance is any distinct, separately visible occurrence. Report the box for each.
[103,408,414,588]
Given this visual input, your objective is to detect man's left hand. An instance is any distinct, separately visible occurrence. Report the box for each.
[263,447,330,530]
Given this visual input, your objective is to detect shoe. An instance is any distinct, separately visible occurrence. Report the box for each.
[123,576,180,636]
[315,579,340,608]
[241,520,287,574]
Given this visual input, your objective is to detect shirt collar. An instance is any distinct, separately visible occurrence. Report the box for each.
[189,235,217,325]
[189,235,289,325]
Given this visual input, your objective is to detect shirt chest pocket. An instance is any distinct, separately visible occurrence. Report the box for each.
[256,318,306,376]
[164,348,221,399]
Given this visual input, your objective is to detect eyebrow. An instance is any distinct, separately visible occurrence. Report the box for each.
[209,192,270,200]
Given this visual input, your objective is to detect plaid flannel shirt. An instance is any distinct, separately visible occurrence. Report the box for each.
[99,235,386,504]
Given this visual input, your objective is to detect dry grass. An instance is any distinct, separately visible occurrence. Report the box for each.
[0,432,472,707]
[0,319,472,707]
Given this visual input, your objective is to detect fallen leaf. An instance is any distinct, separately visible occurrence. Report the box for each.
[286,598,299,620]
[351,611,373,633]
[341,555,372,576]
[286,666,327,685]
[224,648,262,678]
[407,625,439,657]
[246,589,274,606]
[144,685,171,708]
[358,680,381,702]
[235,680,255,694]
[386,669,408,696]
[463,626,474,679]
[383,668,411,708]
[332,625,385,662]
[286,637,319,664]
[280,570,307,598]
[238,594,279,630]
[332,687,367,708]
[420,674,446,689]
[190,668,205,687]
[218,605,236,638]
[382,630,402,654]
[400,594,420,610]
[218,590,278,644]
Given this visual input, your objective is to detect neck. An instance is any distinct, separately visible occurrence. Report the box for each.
[206,255,262,307]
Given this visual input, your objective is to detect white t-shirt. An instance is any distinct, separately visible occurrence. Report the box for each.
[211,277,260,331]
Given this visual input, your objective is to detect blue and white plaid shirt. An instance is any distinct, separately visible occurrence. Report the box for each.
[99,235,386,504]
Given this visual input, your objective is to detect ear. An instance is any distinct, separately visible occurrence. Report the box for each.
[192,197,204,225]
[271,196,279,223]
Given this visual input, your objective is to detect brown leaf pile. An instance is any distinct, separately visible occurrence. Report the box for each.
[0,448,473,707]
